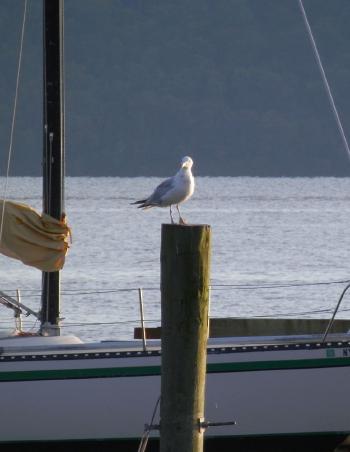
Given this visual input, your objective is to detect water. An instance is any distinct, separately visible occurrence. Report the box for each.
[1,177,350,341]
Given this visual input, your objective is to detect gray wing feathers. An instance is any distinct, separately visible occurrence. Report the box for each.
[147,177,175,204]
[132,177,175,209]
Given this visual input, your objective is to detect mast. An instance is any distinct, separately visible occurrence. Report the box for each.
[41,0,65,336]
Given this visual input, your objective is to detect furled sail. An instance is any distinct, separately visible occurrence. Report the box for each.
[0,200,71,272]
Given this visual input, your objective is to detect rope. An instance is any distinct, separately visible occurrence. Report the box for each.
[137,396,160,452]
[0,0,28,245]
[298,0,350,161]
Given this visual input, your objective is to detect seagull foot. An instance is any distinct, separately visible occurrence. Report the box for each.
[179,217,187,225]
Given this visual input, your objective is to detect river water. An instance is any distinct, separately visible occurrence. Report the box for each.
[1,177,350,341]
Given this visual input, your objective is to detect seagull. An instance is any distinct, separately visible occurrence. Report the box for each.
[132,156,195,224]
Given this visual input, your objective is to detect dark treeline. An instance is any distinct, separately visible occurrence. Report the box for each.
[0,0,350,176]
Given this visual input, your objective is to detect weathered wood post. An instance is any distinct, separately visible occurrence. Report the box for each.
[160,223,211,452]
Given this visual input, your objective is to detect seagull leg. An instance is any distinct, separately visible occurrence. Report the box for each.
[176,205,187,225]
[170,206,175,224]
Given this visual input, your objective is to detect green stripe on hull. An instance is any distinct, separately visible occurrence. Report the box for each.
[0,356,350,382]
[0,365,160,382]
[208,356,350,373]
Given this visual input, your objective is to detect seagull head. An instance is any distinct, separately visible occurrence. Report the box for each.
[181,156,193,169]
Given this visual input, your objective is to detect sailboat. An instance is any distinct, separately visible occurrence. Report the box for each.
[1,1,350,451]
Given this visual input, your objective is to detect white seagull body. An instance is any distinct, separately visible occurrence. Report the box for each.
[132,156,195,224]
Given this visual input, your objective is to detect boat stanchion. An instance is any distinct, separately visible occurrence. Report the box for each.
[138,287,147,351]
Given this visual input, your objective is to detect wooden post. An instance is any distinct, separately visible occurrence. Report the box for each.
[160,224,211,452]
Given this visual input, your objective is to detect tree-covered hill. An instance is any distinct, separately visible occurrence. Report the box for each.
[1,0,350,176]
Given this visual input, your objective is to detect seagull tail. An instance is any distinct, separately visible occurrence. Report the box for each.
[130,199,147,205]
[131,199,155,209]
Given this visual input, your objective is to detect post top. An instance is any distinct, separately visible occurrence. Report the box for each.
[161,223,211,228]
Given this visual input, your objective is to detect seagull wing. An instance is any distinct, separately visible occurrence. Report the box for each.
[146,177,175,206]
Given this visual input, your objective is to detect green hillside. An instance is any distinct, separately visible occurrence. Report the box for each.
[1,0,350,176]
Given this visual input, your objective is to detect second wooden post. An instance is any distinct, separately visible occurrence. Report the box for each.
[160,223,211,452]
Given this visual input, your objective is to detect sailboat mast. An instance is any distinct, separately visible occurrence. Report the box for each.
[41,0,65,336]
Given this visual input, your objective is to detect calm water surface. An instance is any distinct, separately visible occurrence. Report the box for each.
[1,177,350,341]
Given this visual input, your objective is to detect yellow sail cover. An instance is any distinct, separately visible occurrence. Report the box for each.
[0,200,71,272]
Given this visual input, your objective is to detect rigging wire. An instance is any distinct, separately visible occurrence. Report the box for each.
[2,305,350,332]
[0,0,28,245]
[2,278,346,296]
[61,0,66,206]
[298,0,350,162]
[2,278,350,330]
[211,279,350,290]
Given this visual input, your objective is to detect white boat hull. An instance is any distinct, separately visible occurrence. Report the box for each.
[0,336,349,443]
